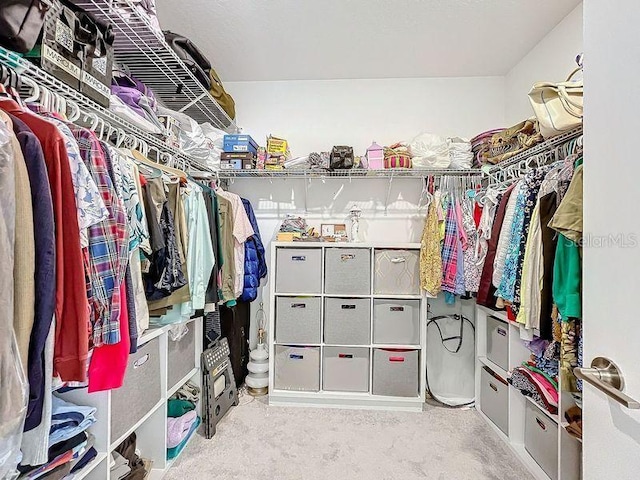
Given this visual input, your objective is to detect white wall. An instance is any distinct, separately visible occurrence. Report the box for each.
[504,3,583,124]
[227,76,506,157]
[582,0,640,478]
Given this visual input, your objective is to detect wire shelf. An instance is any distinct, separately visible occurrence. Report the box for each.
[0,46,212,172]
[214,168,485,179]
[72,0,237,131]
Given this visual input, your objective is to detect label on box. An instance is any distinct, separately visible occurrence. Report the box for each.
[43,45,81,79]
[82,71,110,97]
[92,56,107,76]
[55,20,74,53]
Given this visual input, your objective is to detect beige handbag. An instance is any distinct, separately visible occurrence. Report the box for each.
[528,67,583,139]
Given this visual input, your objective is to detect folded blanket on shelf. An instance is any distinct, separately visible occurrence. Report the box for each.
[167,399,196,418]
[167,410,198,448]
[167,417,201,460]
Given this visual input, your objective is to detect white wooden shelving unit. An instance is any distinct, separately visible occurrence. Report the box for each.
[475,305,582,480]
[54,316,203,480]
[268,242,427,411]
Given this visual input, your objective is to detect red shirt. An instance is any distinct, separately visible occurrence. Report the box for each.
[0,100,89,382]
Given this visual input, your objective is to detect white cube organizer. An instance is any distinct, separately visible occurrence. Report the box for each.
[373,299,420,345]
[275,346,320,391]
[270,243,426,411]
[111,337,162,442]
[275,296,322,344]
[374,249,420,295]
[322,346,370,392]
[324,248,371,295]
[525,401,559,480]
[276,247,322,294]
[324,298,371,345]
[486,315,509,371]
[372,348,419,397]
[479,366,509,435]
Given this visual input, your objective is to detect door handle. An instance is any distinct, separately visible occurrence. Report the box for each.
[574,357,640,409]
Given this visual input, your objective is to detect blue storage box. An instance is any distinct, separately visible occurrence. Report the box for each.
[223,134,258,154]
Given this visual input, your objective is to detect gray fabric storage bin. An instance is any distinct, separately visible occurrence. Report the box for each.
[276,248,322,294]
[486,315,509,371]
[167,323,197,392]
[274,346,320,391]
[324,298,371,345]
[525,401,559,480]
[276,297,321,344]
[372,348,419,397]
[373,299,420,345]
[324,248,371,295]
[323,347,369,392]
[374,249,420,295]
[111,337,161,442]
[480,367,509,435]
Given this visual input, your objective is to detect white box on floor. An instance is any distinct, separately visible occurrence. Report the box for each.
[274,346,320,392]
[322,346,369,392]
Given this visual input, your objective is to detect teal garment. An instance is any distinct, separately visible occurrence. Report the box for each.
[552,234,581,320]
[167,399,196,418]
[167,416,201,460]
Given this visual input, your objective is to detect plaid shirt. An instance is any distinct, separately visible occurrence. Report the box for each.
[441,199,459,293]
[72,127,129,346]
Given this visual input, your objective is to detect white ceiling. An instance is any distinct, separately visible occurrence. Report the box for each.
[156,0,581,82]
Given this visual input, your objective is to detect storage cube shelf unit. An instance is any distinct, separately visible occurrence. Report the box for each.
[474,306,581,480]
[54,317,203,480]
[269,243,427,411]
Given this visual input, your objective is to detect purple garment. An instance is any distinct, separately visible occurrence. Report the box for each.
[166,410,197,448]
[7,112,56,432]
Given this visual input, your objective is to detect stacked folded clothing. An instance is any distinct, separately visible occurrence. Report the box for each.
[509,363,559,415]
[166,398,200,460]
[470,129,503,166]
[19,396,97,479]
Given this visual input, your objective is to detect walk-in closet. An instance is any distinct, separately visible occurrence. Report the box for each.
[0,1,638,479]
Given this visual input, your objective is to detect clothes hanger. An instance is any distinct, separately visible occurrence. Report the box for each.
[130,148,187,182]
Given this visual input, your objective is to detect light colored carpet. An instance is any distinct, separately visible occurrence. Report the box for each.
[164,396,533,480]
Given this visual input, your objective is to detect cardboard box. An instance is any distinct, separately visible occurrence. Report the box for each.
[220,158,255,170]
[223,134,258,154]
[221,152,256,170]
[267,135,289,155]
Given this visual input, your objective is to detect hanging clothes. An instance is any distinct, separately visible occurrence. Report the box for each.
[73,126,129,347]
[420,202,442,297]
[240,198,267,303]
[0,98,90,382]
[0,112,35,378]
[477,183,515,307]
[216,188,254,299]
[492,181,522,293]
[5,112,55,431]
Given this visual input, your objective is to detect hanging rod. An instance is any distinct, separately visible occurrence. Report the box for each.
[215,168,484,179]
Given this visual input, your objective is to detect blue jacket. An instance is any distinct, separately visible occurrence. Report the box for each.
[240,198,267,302]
